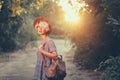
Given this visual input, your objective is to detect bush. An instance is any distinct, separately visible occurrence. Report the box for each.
[97,56,120,80]
[14,15,38,49]
[0,6,38,52]
[0,17,22,52]
[0,16,37,52]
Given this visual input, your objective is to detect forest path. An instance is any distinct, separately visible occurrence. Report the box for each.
[0,39,101,80]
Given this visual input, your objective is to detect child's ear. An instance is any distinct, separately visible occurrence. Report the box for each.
[34,23,38,30]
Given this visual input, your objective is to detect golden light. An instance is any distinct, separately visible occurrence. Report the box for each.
[0,1,3,10]
[57,0,88,22]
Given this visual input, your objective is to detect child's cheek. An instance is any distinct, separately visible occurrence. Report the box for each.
[42,28,47,33]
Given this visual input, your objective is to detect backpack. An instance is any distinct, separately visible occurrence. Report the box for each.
[56,55,66,79]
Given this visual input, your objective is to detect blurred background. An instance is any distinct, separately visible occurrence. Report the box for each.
[0,0,120,80]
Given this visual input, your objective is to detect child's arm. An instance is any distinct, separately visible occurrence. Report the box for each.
[39,45,57,60]
[41,49,57,60]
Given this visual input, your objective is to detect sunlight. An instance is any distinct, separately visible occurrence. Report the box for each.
[58,0,79,22]
[58,0,88,22]
[0,1,3,10]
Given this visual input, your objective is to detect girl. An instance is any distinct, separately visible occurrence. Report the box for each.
[33,17,57,80]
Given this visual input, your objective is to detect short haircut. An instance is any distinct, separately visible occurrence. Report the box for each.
[33,16,52,34]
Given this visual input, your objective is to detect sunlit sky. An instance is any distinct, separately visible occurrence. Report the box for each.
[57,0,88,22]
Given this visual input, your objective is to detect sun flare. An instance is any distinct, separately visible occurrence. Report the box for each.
[57,0,88,22]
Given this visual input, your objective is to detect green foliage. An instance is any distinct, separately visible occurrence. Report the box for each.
[0,1,22,51]
[67,0,120,69]
[0,0,65,52]
[97,56,120,80]
[73,22,113,69]
[0,17,21,51]
[14,15,38,49]
[0,14,37,52]
[0,0,38,52]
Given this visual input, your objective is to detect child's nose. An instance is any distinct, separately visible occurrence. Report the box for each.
[38,27,42,30]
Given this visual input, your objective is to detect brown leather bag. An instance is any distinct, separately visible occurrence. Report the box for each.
[42,55,66,79]
[42,56,57,78]
[56,55,66,78]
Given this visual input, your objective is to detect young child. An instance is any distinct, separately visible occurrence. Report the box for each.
[33,16,57,80]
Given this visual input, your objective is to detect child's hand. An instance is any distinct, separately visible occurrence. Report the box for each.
[53,56,58,61]
[39,45,44,53]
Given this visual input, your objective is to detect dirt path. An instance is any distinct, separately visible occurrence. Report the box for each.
[0,39,101,80]
[65,49,102,80]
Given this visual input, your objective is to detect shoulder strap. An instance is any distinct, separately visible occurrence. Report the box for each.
[42,39,58,68]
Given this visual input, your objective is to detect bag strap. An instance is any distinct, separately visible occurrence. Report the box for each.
[41,41,56,68]
[41,40,62,68]
[58,55,62,60]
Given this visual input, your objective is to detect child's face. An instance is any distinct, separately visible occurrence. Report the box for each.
[35,22,48,35]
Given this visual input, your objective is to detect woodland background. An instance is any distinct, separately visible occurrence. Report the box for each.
[0,0,120,80]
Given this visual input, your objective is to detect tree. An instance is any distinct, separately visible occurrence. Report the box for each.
[64,0,120,69]
[0,0,42,52]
